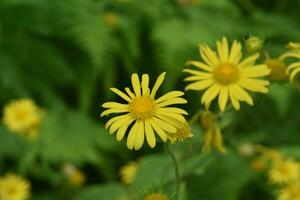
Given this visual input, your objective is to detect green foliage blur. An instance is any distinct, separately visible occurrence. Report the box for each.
[0,0,300,199]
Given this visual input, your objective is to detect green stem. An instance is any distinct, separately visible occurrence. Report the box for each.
[165,143,180,200]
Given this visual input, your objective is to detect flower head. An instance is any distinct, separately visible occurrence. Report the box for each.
[265,58,288,81]
[144,193,169,200]
[101,73,188,150]
[0,174,30,200]
[268,159,300,185]
[2,99,44,139]
[278,183,300,200]
[200,110,226,153]
[280,44,300,81]
[62,164,86,187]
[245,36,264,53]
[168,122,193,143]
[184,36,270,111]
[119,161,138,185]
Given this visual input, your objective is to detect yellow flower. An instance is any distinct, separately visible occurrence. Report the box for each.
[278,183,300,200]
[119,162,138,185]
[245,36,264,53]
[184,36,270,112]
[200,110,226,153]
[0,174,30,200]
[144,193,168,200]
[265,58,288,81]
[62,164,86,187]
[286,42,300,50]
[101,73,188,150]
[280,47,300,81]
[167,122,193,143]
[2,99,44,139]
[268,159,300,185]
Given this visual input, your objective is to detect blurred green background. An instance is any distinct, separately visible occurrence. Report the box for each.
[0,0,300,199]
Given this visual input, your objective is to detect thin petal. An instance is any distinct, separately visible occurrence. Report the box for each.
[239,78,269,93]
[110,88,132,102]
[149,119,167,142]
[153,117,177,133]
[141,74,150,96]
[231,85,253,105]
[109,115,133,134]
[145,120,156,148]
[131,73,141,97]
[218,86,229,112]
[100,108,129,117]
[186,61,213,72]
[237,53,259,68]
[156,112,186,123]
[102,102,128,109]
[287,62,300,73]
[155,91,184,104]
[105,114,129,129]
[157,107,188,115]
[150,72,166,98]
[125,87,135,99]
[290,67,300,81]
[217,37,229,62]
[241,64,271,78]
[134,121,145,150]
[116,119,135,141]
[200,45,219,66]
[185,79,214,91]
[200,45,217,67]
[184,74,212,81]
[157,98,187,107]
[127,122,138,150]
[201,84,221,104]
[229,40,242,64]
[229,85,240,110]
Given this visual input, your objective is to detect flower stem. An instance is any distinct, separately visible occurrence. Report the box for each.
[165,143,180,200]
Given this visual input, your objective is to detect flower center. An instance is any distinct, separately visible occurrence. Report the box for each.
[213,63,239,85]
[5,185,17,196]
[130,96,156,120]
[16,110,29,121]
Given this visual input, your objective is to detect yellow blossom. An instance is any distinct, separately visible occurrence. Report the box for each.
[268,159,300,185]
[2,99,44,140]
[286,42,300,50]
[0,174,30,200]
[280,46,300,81]
[144,193,169,200]
[168,122,193,143]
[278,183,300,200]
[184,36,270,112]
[101,73,188,150]
[265,58,288,81]
[245,36,264,53]
[119,162,138,185]
[200,110,226,153]
[62,164,86,187]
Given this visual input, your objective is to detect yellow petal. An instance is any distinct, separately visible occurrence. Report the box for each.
[153,117,177,133]
[241,64,271,78]
[156,112,186,123]
[116,119,134,141]
[145,120,156,148]
[214,127,226,154]
[110,88,132,102]
[217,37,229,62]
[201,84,221,104]
[127,122,138,150]
[125,87,135,99]
[185,61,213,72]
[239,78,269,93]
[141,74,150,96]
[229,86,240,110]
[100,108,129,117]
[102,102,129,109]
[150,72,166,98]
[155,91,184,104]
[157,107,188,115]
[231,85,253,106]
[237,53,259,68]
[218,87,229,112]
[105,114,130,129]
[149,120,167,142]
[131,73,141,97]
[287,62,300,73]
[290,67,300,81]
[134,121,145,150]
[109,115,133,134]
[200,45,219,66]
[229,40,242,64]
[185,79,214,91]
[184,74,212,81]
[157,98,187,107]
[199,45,217,67]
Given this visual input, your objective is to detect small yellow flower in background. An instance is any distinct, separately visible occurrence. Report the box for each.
[104,13,118,29]
[144,193,169,200]
[280,44,300,81]
[264,57,288,81]
[101,72,188,150]
[119,161,138,185]
[245,36,264,53]
[255,145,283,163]
[184,36,270,112]
[268,159,300,185]
[2,99,44,140]
[278,183,300,200]
[200,110,226,153]
[62,164,86,187]
[286,42,300,50]
[168,122,193,143]
[0,174,30,200]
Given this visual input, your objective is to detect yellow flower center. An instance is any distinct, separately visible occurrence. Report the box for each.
[130,96,156,120]
[213,63,239,85]
[144,193,168,200]
[5,185,17,196]
[16,110,29,121]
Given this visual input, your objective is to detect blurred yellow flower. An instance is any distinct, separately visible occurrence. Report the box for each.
[0,174,30,200]
[2,99,44,139]
[167,122,193,143]
[144,193,168,200]
[245,36,264,53]
[286,42,300,50]
[200,110,226,153]
[280,46,300,81]
[101,73,188,150]
[265,58,288,81]
[278,183,300,200]
[62,164,86,187]
[268,159,300,185]
[119,161,138,185]
[184,36,270,112]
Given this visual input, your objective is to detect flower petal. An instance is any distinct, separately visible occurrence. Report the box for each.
[131,73,141,97]
[110,88,132,102]
[145,120,156,148]
[218,86,229,112]
[186,61,213,72]
[185,79,214,91]
[155,91,184,104]
[141,74,150,96]
[150,72,166,98]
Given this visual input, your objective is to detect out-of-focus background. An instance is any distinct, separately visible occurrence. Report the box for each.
[0,0,300,199]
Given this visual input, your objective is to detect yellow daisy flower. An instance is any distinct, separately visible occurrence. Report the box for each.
[167,122,193,143]
[62,164,86,187]
[278,184,300,200]
[280,47,300,81]
[268,159,300,185]
[245,36,264,53]
[184,36,270,111]
[200,110,226,153]
[144,193,169,200]
[101,73,188,150]
[2,99,44,139]
[119,161,138,185]
[0,174,30,200]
